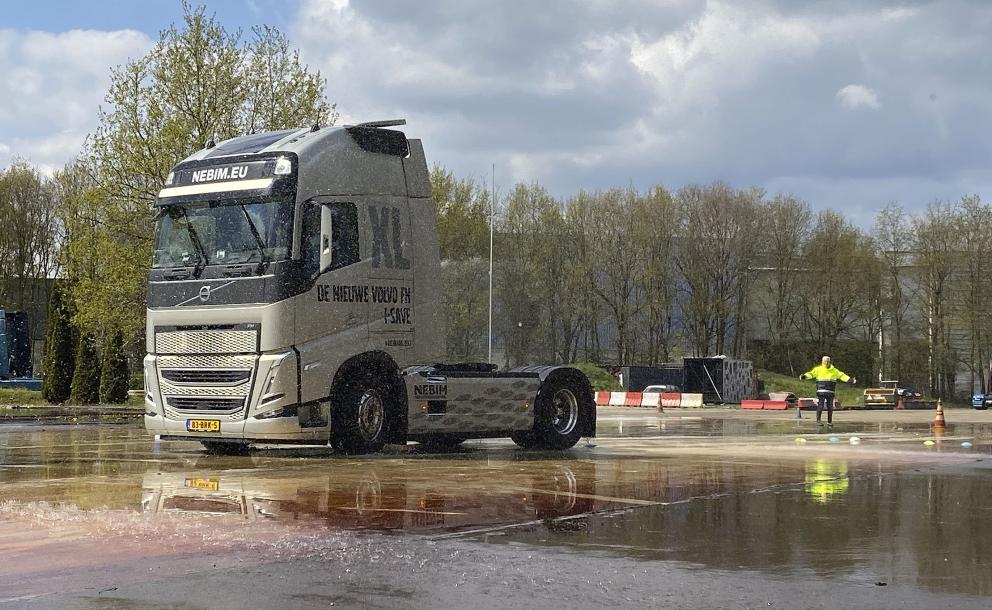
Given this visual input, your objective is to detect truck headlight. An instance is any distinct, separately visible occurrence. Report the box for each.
[143,355,160,416]
[273,157,292,175]
[259,351,295,407]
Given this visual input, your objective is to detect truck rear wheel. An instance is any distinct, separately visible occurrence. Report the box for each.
[332,376,393,454]
[515,376,587,450]
[510,431,540,449]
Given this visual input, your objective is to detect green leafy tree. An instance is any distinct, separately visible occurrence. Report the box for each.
[430,165,492,359]
[70,334,102,405]
[100,330,130,404]
[40,282,77,404]
[68,2,335,337]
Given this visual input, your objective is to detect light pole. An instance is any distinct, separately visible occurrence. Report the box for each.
[488,163,495,363]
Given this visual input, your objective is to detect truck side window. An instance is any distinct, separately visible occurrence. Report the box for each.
[330,203,360,269]
[302,201,360,275]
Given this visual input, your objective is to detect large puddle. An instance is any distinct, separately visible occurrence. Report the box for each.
[2,418,992,600]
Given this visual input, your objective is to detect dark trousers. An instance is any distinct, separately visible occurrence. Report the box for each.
[816,392,835,423]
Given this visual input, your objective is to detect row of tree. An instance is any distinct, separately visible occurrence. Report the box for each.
[432,169,992,397]
[40,283,129,404]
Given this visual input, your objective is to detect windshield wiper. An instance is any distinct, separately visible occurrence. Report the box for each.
[180,208,209,278]
[240,204,270,270]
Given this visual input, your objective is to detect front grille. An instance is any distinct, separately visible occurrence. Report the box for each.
[166,396,246,411]
[161,369,252,384]
[153,330,258,421]
[155,327,258,354]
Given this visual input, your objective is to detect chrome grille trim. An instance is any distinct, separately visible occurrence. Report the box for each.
[159,380,251,397]
[164,405,244,421]
[165,396,246,411]
[157,354,256,369]
[160,369,252,384]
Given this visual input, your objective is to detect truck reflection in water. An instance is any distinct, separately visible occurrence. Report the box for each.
[139,460,593,532]
[137,454,828,534]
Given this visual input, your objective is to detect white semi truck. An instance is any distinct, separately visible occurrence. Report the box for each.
[143,120,595,454]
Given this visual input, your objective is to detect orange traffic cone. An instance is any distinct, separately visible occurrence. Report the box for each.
[933,398,946,428]
[896,396,905,410]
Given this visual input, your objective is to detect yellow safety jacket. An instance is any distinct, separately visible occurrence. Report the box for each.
[800,365,850,394]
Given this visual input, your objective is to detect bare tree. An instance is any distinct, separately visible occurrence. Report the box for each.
[954,195,992,393]
[872,203,916,382]
[0,161,63,340]
[795,211,874,344]
[911,202,960,397]
[673,183,760,357]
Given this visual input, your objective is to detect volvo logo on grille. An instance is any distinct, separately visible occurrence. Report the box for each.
[199,285,211,302]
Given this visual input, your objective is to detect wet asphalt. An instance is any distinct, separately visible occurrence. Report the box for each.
[2,407,992,608]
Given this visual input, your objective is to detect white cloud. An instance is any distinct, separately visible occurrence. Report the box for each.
[836,84,881,110]
[303,2,983,214]
[0,28,152,170]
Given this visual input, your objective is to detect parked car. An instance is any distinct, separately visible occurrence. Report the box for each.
[896,386,923,399]
[643,384,680,394]
[972,393,985,409]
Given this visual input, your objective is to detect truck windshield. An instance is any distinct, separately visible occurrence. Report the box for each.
[153,198,293,269]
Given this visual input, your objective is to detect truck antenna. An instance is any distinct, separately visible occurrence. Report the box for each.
[357,119,407,128]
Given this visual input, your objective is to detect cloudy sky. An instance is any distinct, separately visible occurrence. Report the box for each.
[1,0,989,223]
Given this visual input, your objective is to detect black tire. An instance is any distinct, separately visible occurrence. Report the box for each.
[332,373,395,454]
[201,440,250,455]
[531,376,586,450]
[510,431,540,449]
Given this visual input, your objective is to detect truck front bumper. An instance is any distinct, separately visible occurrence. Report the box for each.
[144,411,328,443]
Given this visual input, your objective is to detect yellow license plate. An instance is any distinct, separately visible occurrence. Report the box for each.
[186,419,221,432]
[184,478,220,491]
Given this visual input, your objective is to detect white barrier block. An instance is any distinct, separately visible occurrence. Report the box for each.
[609,392,627,406]
[680,393,704,407]
[641,392,661,407]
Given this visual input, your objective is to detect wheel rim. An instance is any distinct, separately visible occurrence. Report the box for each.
[357,390,385,441]
[551,388,579,435]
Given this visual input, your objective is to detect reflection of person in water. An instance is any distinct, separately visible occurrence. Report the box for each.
[805,460,849,503]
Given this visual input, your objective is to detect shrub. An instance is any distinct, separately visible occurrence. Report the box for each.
[70,333,101,405]
[100,331,130,404]
[40,282,76,404]
[569,362,621,391]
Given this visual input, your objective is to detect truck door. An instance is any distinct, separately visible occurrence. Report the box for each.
[365,195,415,358]
[296,199,370,406]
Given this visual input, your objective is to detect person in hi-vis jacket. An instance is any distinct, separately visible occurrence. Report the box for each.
[800,356,856,426]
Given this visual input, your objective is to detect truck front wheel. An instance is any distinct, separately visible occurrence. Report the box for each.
[332,377,392,454]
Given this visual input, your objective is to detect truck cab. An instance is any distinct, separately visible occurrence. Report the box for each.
[143,121,595,453]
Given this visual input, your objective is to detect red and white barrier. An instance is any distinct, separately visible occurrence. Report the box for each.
[595,391,705,408]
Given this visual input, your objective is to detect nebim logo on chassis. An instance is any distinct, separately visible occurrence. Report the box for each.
[190,166,249,183]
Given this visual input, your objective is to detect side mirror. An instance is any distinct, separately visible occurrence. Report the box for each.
[319,203,334,273]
